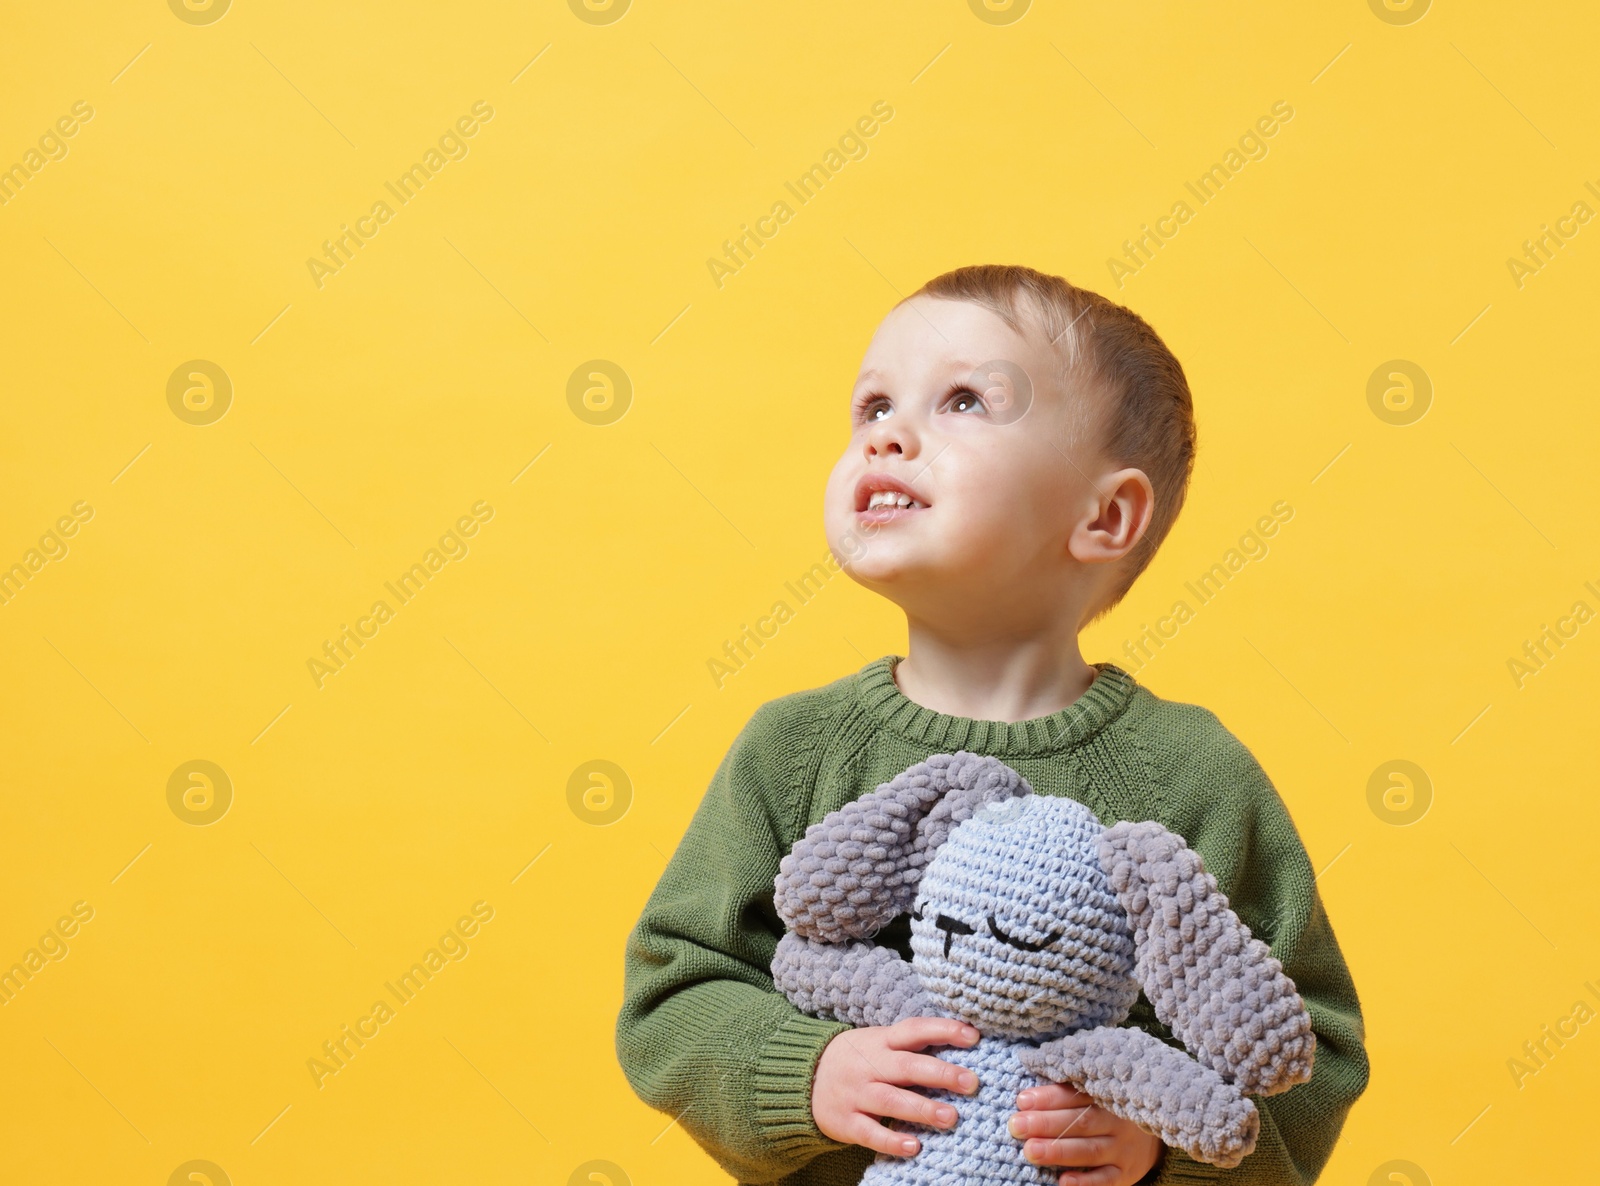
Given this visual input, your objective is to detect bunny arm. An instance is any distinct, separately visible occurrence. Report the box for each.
[770,931,933,1028]
[1016,1025,1260,1170]
[1099,820,1317,1097]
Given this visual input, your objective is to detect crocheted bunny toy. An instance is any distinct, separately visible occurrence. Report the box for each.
[771,752,1315,1181]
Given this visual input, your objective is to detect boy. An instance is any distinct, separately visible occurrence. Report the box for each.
[615,265,1369,1186]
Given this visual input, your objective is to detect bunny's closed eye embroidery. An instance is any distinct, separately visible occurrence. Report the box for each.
[987,914,1063,952]
[931,913,973,957]
[771,751,1317,1180]
[912,901,1063,954]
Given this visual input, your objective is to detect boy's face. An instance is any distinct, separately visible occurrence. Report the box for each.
[824,296,1107,613]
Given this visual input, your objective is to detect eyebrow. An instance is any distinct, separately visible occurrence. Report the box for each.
[854,360,986,388]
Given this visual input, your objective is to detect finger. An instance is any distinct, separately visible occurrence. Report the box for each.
[1022,1134,1114,1168]
[1017,1082,1095,1110]
[1054,1165,1121,1186]
[892,1049,980,1095]
[864,1080,965,1134]
[1010,1105,1113,1140]
[845,1113,923,1159]
[885,1016,980,1051]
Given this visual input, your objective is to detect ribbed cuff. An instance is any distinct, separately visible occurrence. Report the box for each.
[752,1012,855,1162]
[1150,1147,1228,1185]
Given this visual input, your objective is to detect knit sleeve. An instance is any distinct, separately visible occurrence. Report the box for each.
[614,699,856,1184]
[1141,711,1372,1185]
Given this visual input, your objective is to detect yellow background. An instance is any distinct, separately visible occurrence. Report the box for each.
[1,1,1595,1182]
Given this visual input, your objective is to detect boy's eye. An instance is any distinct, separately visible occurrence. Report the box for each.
[854,394,891,423]
[988,913,1063,952]
[934,384,985,416]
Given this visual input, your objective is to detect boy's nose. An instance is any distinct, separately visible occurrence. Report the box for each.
[864,417,916,459]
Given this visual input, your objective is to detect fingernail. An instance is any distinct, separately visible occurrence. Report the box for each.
[960,1072,978,1092]
[937,1106,956,1125]
[900,1138,917,1155]
[1007,1115,1024,1138]
[1017,1090,1034,1107]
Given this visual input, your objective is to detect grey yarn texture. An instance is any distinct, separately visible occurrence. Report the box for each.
[771,935,933,1029]
[771,752,1315,1178]
[1098,820,1316,1098]
[775,751,1032,946]
[1015,1026,1259,1168]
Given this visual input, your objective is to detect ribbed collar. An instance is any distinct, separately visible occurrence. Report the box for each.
[854,654,1138,756]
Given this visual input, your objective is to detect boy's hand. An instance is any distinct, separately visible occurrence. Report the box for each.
[811,1016,981,1157]
[1010,1083,1165,1186]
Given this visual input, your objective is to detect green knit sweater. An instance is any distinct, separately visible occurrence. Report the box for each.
[615,656,1369,1185]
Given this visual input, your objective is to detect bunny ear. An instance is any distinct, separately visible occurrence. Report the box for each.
[773,751,1032,942]
[1098,820,1316,1097]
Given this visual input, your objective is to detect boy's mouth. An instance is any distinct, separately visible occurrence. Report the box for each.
[854,473,930,522]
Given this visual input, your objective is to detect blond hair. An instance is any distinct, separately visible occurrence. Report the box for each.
[903,264,1197,619]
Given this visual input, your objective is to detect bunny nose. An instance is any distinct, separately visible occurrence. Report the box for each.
[934,913,975,957]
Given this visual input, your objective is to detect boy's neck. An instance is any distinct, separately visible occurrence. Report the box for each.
[891,616,1099,724]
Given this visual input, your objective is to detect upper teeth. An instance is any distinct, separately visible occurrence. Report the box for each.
[867,490,923,510]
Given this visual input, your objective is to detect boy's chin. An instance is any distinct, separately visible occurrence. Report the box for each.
[837,555,945,601]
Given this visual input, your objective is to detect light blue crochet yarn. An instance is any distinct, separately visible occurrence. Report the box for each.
[870,1038,1062,1186]
[910,794,1139,1040]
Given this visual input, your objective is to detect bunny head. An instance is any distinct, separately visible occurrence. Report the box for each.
[907,791,1140,1039]
[773,751,1314,1099]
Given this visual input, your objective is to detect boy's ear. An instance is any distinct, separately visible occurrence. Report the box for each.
[1068,467,1154,565]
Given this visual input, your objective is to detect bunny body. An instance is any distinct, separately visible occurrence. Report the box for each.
[772,752,1316,1176]
[852,793,1136,1185]
[858,1033,1066,1186]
